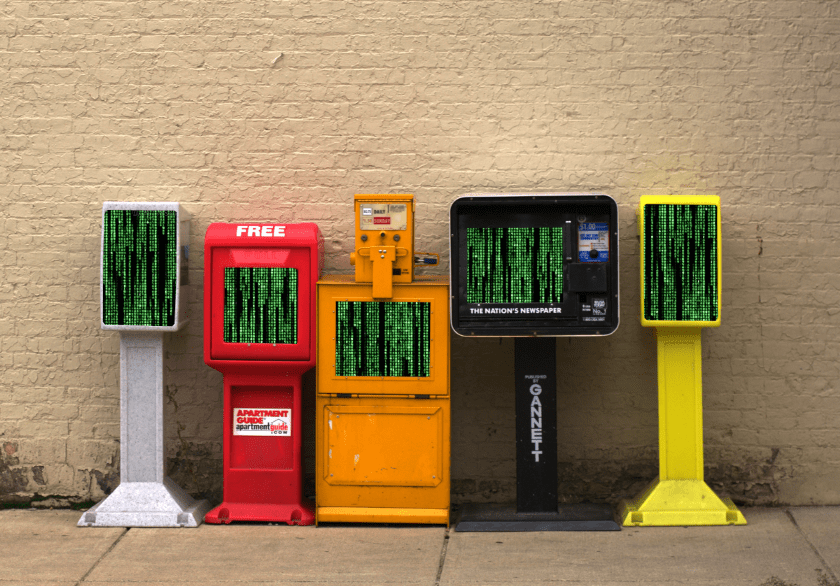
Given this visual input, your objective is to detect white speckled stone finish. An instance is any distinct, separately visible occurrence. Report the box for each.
[78,478,213,527]
[79,332,210,527]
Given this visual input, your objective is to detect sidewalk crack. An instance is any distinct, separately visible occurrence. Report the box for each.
[434,526,450,586]
[76,527,129,585]
[785,509,839,585]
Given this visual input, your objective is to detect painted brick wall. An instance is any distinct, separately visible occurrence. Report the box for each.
[1,0,838,506]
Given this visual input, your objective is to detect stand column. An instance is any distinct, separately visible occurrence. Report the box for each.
[619,328,746,526]
[79,332,212,527]
[515,337,558,512]
[658,328,704,481]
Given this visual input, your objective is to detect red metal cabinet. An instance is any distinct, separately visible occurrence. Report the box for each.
[203,223,323,525]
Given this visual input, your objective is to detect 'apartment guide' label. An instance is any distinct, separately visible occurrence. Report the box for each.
[233,408,291,436]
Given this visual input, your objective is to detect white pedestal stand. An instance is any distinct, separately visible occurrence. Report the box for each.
[79,332,212,527]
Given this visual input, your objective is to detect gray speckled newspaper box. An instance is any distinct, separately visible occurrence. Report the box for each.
[79,202,211,528]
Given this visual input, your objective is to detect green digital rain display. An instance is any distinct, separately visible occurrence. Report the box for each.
[335,301,430,377]
[102,209,177,327]
[644,204,718,322]
[224,267,298,344]
[466,227,564,304]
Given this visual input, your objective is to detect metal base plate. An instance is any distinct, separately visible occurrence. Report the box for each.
[619,478,747,526]
[316,506,449,525]
[78,478,212,528]
[455,502,620,532]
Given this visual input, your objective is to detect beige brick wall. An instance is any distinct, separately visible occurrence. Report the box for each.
[1,1,838,506]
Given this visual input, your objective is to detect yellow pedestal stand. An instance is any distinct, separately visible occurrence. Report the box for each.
[619,329,745,526]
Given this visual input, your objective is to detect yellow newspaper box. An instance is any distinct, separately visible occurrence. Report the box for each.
[620,195,746,527]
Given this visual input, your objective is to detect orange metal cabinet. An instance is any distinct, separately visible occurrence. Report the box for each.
[315,275,450,524]
[317,275,449,397]
[315,396,450,524]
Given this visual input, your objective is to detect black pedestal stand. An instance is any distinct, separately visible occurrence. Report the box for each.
[455,337,620,532]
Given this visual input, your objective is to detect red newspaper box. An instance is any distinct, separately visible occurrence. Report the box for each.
[203,223,323,525]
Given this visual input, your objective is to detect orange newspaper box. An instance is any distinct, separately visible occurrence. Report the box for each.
[315,195,450,525]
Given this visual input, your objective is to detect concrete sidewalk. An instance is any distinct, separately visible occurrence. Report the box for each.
[0,507,838,585]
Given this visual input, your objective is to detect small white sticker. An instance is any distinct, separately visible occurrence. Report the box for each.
[233,408,291,436]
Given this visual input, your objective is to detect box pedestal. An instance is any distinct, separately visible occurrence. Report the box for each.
[79,332,211,527]
[456,338,618,532]
[619,329,746,526]
[204,371,314,526]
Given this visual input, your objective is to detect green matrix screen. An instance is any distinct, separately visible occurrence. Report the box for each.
[102,209,177,327]
[335,301,430,377]
[466,227,564,303]
[644,204,718,322]
[224,267,298,344]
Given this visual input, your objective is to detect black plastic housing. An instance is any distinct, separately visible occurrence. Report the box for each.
[449,193,620,337]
